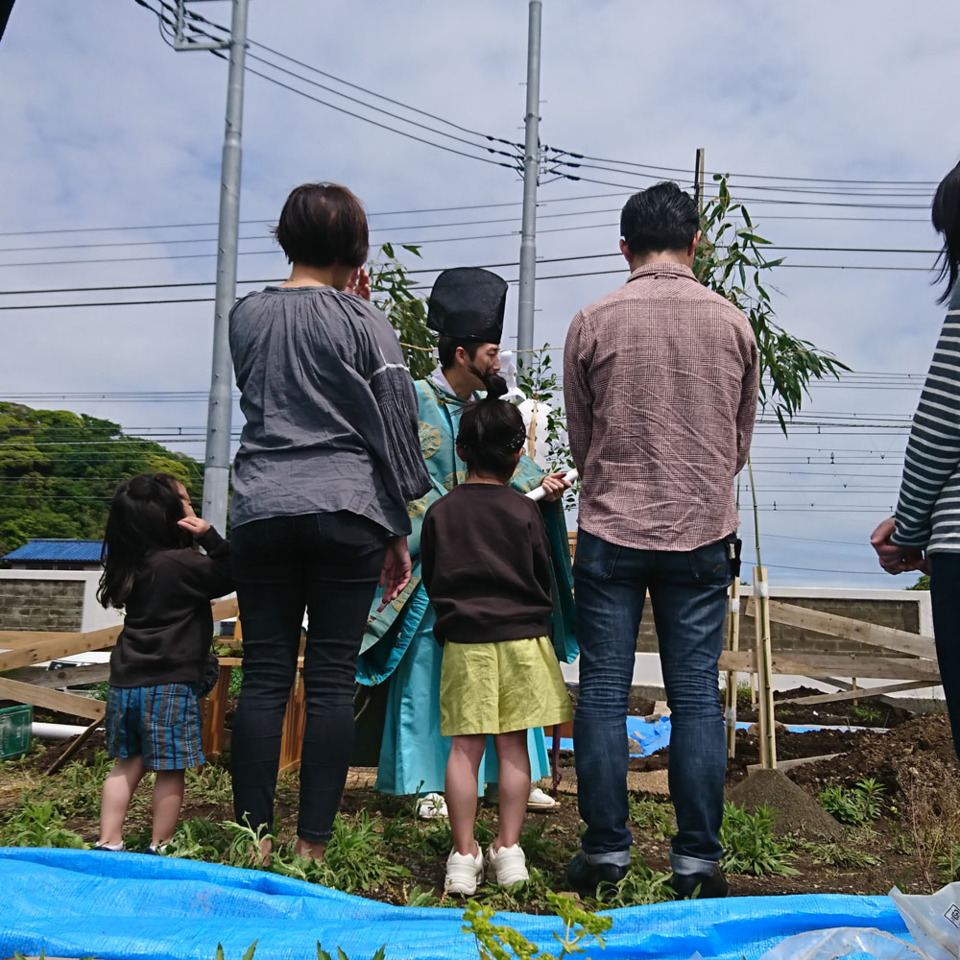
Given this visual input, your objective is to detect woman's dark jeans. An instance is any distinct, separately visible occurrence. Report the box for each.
[230,512,387,843]
[930,553,960,758]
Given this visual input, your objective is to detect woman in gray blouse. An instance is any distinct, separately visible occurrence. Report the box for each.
[228,183,431,859]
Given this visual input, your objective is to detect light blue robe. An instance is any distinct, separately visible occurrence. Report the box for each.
[357,376,578,795]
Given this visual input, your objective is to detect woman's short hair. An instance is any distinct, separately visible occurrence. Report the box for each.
[273,183,369,269]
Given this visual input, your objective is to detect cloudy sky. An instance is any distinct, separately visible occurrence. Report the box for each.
[2,0,959,588]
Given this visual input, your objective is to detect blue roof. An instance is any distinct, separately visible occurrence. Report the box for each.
[3,539,103,562]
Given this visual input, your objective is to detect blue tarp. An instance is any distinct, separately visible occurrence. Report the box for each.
[546,717,882,757]
[0,848,911,960]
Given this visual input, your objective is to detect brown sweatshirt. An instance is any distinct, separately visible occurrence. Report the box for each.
[420,483,552,644]
[108,528,233,688]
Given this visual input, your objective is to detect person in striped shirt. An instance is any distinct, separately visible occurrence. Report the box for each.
[871,159,960,757]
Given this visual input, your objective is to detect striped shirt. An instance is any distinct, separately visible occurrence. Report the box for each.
[564,262,759,552]
[892,285,960,554]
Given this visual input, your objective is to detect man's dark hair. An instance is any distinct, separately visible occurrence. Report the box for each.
[456,374,525,482]
[273,182,368,269]
[933,159,960,304]
[620,181,700,258]
[437,336,483,370]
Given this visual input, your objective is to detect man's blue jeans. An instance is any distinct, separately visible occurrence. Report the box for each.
[573,529,732,875]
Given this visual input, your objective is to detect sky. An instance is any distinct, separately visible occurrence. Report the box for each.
[2,0,959,588]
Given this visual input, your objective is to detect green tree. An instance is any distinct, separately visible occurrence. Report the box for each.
[369,242,436,380]
[694,174,849,434]
[0,402,202,553]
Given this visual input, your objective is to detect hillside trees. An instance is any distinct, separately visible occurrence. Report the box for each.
[0,402,202,555]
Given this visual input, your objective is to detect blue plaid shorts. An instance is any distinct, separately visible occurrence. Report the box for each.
[105,683,205,771]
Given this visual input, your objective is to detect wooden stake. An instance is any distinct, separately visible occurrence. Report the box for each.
[754,565,777,769]
[45,715,103,776]
[724,577,741,759]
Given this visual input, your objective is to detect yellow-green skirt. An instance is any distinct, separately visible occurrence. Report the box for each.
[439,635,573,737]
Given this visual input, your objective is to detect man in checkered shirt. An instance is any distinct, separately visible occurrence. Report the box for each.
[563,182,758,898]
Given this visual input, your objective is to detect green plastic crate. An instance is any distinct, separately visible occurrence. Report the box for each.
[0,703,32,760]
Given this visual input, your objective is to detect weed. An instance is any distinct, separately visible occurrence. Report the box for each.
[269,812,411,894]
[789,837,882,868]
[405,884,441,908]
[591,852,672,908]
[719,803,798,877]
[818,778,885,826]
[936,844,960,882]
[228,666,244,698]
[214,942,258,960]
[466,867,556,912]
[628,794,674,840]
[0,800,86,849]
[166,817,234,862]
[184,763,234,806]
[850,703,884,724]
[463,892,611,959]
[317,945,386,960]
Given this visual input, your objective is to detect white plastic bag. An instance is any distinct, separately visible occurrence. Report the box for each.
[889,883,960,960]
[755,926,923,959]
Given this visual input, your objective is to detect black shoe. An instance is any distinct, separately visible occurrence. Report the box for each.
[566,853,627,895]
[667,864,729,899]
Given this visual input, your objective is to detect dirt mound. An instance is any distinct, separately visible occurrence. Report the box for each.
[789,715,959,796]
[727,768,844,839]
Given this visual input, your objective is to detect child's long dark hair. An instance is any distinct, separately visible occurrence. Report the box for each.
[98,473,188,609]
[933,159,960,304]
[456,373,526,481]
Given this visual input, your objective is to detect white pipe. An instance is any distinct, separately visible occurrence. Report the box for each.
[32,722,92,740]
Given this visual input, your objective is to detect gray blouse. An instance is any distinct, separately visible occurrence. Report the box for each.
[229,286,431,536]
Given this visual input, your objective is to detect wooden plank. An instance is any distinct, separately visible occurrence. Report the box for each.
[4,664,111,689]
[211,597,239,621]
[0,599,238,673]
[0,676,105,720]
[720,650,941,682]
[0,630,77,650]
[744,598,936,660]
[747,753,843,774]
[777,680,932,707]
[0,625,122,672]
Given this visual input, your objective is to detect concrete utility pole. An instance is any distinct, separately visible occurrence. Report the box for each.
[202,0,248,532]
[171,0,249,532]
[516,0,542,353]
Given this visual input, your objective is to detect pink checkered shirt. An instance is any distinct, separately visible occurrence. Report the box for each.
[563,262,759,552]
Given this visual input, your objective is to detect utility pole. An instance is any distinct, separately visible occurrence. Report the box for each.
[516,0,542,353]
[694,147,706,213]
[171,0,248,532]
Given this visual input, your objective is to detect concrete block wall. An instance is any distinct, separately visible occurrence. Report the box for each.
[0,570,124,633]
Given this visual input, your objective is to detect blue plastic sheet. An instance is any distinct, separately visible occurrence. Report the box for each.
[0,848,911,960]
[547,717,885,757]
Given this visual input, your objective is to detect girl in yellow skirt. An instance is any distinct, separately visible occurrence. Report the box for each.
[420,372,573,895]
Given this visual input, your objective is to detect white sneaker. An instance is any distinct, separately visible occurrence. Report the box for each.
[445,846,484,895]
[485,843,529,886]
[418,792,448,820]
[484,785,558,811]
[527,786,558,811]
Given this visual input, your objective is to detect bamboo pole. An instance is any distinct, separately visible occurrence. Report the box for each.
[753,565,777,768]
[724,577,742,758]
